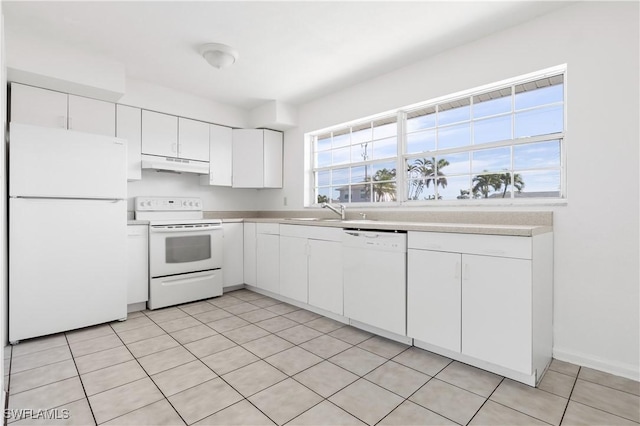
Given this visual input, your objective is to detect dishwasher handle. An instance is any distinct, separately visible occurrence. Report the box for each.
[344,231,379,238]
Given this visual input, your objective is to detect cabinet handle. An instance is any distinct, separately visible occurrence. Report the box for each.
[454,261,461,279]
[463,264,470,281]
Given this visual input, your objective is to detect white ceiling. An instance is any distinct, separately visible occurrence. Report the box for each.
[3,1,570,110]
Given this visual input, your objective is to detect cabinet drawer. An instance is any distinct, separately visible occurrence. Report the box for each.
[279,224,342,241]
[256,223,279,235]
[408,231,531,259]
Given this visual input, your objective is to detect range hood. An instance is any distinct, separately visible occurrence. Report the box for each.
[141,154,209,174]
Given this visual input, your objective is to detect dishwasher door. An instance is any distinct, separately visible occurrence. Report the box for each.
[342,230,407,336]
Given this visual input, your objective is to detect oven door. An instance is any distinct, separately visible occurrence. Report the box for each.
[149,224,223,278]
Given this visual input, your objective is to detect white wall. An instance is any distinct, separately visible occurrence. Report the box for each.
[127,171,260,213]
[267,2,640,379]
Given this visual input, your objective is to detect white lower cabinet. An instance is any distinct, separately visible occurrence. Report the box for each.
[308,238,343,315]
[279,235,308,303]
[256,224,279,294]
[407,231,553,385]
[127,224,149,305]
[279,225,343,314]
[407,249,461,353]
[222,223,244,288]
[243,223,257,286]
[462,254,532,373]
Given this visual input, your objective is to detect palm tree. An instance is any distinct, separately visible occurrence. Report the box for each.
[372,168,397,201]
[472,172,502,198]
[407,157,449,200]
[498,172,525,198]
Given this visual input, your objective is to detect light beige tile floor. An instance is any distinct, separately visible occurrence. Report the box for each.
[5,289,640,425]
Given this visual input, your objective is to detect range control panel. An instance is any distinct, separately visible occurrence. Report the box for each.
[135,196,202,212]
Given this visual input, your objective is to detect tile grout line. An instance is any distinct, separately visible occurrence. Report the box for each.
[100,320,190,426]
[63,333,98,426]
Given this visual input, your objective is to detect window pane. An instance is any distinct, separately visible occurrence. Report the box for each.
[515,77,563,110]
[316,151,331,168]
[316,170,330,186]
[438,175,471,201]
[332,146,350,165]
[405,157,448,200]
[372,137,397,160]
[316,134,331,151]
[351,166,367,184]
[351,123,372,145]
[471,173,505,199]
[335,186,349,203]
[372,161,396,177]
[473,88,511,118]
[438,123,470,150]
[438,152,470,176]
[332,167,349,185]
[332,131,350,148]
[514,105,563,138]
[473,115,512,144]
[407,179,434,201]
[407,129,436,154]
[373,181,396,202]
[350,184,371,203]
[373,119,397,139]
[316,187,332,203]
[351,143,371,162]
[407,106,436,132]
[514,140,561,169]
[514,170,561,198]
[472,147,511,174]
[438,98,470,125]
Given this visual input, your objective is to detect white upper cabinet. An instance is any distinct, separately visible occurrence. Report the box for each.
[116,105,142,181]
[178,117,209,161]
[68,95,115,137]
[11,84,115,136]
[205,124,233,186]
[232,129,283,188]
[141,110,178,158]
[11,84,67,129]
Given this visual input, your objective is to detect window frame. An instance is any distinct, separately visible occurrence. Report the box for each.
[307,65,568,207]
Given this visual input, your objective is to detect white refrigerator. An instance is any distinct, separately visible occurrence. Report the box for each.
[9,123,128,343]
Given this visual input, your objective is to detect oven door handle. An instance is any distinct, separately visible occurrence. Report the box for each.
[150,225,222,233]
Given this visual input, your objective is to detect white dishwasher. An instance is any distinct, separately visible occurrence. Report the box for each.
[342,229,407,336]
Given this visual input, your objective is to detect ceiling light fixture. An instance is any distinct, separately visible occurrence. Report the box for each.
[199,43,239,70]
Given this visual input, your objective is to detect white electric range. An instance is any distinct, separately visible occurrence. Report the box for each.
[135,196,223,309]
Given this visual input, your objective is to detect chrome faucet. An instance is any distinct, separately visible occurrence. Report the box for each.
[322,202,346,220]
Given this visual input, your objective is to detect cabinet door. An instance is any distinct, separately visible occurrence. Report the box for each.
[117,105,142,181]
[10,84,67,129]
[279,236,308,303]
[243,223,257,286]
[222,223,244,288]
[68,95,115,136]
[263,129,283,188]
[141,110,178,157]
[208,124,232,186]
[257,233,279,294]
[127,225,149,304]
[407,249,461,352]
[178,117,209,161]
[232,129,263,188]
[462,254,532,373]
[308,239,343,315]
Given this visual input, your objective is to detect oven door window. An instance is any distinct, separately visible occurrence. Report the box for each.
[165,235,211,263]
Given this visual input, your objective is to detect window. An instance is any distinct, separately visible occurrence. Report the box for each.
[314,117,398,204]
[310,67,565,205]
